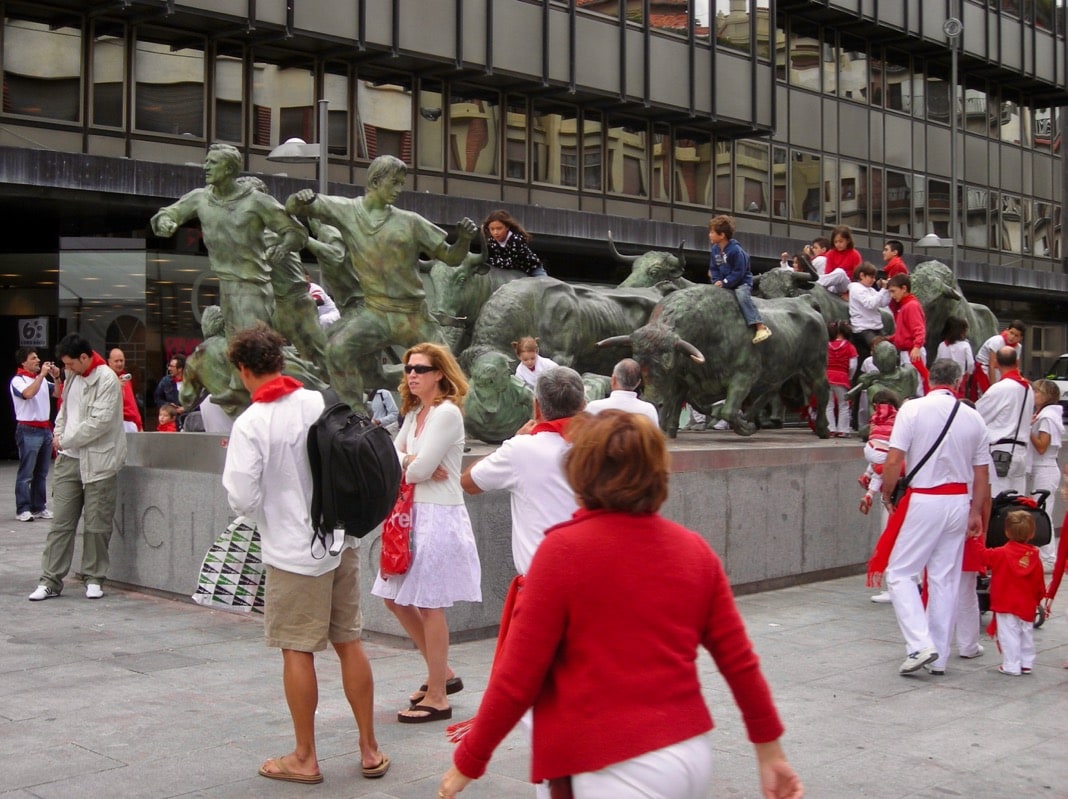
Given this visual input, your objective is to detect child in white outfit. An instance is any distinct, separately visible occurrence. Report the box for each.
[858,389,901,515]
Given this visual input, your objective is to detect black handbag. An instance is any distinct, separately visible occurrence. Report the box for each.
[888,400,960,507]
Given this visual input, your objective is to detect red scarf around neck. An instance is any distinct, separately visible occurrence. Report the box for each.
[81,352,108,377]
[16,367,39,379]
[251,375,303,403]
[998,369,1030,390]
[530,417,570,437]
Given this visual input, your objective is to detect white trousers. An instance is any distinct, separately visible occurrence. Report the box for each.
[990,453,1027,499]
[887,494,969,667]
[995,612,1034,674]
[571,733,713,799]
[826,384,851,434]
[954,571,982,658]
[1031,463,1060,560]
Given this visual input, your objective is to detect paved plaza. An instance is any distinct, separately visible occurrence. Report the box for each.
[1,461,1067,798]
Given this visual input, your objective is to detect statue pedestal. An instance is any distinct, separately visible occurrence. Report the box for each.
[106,431,881,642]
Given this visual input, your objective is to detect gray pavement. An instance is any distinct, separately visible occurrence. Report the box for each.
[2,461,1067,798]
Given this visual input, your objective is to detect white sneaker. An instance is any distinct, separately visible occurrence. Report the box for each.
[900,647,939,674]
[752,327,772,344]
[16,511,33,522]
[712,419,730,431]
[32,509,53,520]
[959,644,984,659]
[85,583,104,600]
[28,584,60,601]
[870,591,892,604]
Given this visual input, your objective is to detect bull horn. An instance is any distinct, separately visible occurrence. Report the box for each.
[596,335,633,350]
[941,284,961,300]
[792,270,815,286]
[606,230,639,264]
[668,240,686,269]
[675,338,706,364]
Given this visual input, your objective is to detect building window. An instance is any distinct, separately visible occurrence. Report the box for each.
[325,67,350,157]
[583,111,603,192]
[736,139,769,215]
[92,23,125,128]
[355,80,413,163]
[449,84,499,176]
[532,102,578,189]
[417,79,444,170]
[607,117,647,197]
[134,30,204,137]
[790,150,821,222]
[652,126,670,201]
[3,17,82,123]
[505,95,528,181]
[214,50,243,144]
[885,170,911,236]
[673,132,712,206]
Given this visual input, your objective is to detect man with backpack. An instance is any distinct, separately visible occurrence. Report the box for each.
[221,324,390,784]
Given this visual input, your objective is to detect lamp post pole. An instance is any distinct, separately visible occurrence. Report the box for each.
[317,98,329,196]
[944,12,963,272]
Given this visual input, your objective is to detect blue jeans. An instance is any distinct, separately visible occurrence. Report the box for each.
[731,283,763,327]
[15,424,53,514]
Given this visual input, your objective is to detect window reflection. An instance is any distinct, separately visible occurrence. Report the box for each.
[838,44,868,104]
[880,51,913,114]
[927,177,951,239]
[790,151,821,222]
[673,132,712,206]
[215,52,243,144]
[1002,194,1023,252]
[840,160,868,230]
[965,186,988,248]
[1032,107,1056,151]
[417,80,444,170]
[3,18,82,122]
[532,103,579,188]
[1033,202,1053,257]
[505,96,527,181]
[988,190,1001,249]
[653,126,671,201]
[885,170,912,237]
[714,141,732,210]
[716,0,753,54]
[999,96,1022,143]
[325,69,349,156]
[787,31,820,90]
[772,146,787,218]
[450,85,499,176]
[93,25,124,128]
[736,139,769,214]
[584,111,603,192]
[607,117,648,197]
[355,80,413,161]
[135,33,204,137]
[963,85,990,137]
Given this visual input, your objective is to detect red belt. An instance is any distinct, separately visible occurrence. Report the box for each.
[909,483,967,495]
[18,420,51,429]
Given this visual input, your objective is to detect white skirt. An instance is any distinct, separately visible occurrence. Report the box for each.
[371,501,482,608]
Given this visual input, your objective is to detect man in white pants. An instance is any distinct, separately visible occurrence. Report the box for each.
[879,359,991,676]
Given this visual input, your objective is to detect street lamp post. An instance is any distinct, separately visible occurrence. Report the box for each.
[266,98,329,196]
[944,12,963,272]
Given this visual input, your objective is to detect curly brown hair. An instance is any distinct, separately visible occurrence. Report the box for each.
[227,323,285,376]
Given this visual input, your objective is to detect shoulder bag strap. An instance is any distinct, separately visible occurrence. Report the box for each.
[901,400,961,486]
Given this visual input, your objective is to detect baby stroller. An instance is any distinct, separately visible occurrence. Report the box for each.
[976,489,1052,628]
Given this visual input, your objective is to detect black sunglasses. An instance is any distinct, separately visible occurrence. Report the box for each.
[404,364,437,374]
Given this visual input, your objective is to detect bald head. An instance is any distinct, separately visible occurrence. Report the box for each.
[995,346,1018,368]
[108,348,126,375]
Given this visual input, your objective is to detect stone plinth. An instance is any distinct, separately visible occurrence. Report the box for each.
[106,430,881,642]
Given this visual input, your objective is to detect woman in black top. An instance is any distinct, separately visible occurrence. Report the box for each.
[482,210,547,276]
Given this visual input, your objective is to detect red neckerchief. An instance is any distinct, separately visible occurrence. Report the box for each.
[998,369,1030,389]
[15,368,38,379]
[251,375,303,403]
[867,483,968,587]
[896,293,918,308]
[82,352,108,377]
[530,417,570,437]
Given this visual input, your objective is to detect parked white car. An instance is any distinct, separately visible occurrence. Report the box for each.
[1044,353,1068,420]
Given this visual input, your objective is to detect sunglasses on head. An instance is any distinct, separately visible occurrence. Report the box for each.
[404,364,437,374]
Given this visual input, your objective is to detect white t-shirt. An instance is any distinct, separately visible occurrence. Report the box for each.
[468,430,578,574]
[848,282,891,332]
[586,390,659,424]
[10,373,52,423]
[935,340,975,376]
[976,377,1034,452]
[222,388,336,576]
[515,355,559,389]
[975,333,1022,380]
[1029,403,1063,471]
[889,388,990,488]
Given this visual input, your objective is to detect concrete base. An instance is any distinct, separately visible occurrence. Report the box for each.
[106,430,882,641]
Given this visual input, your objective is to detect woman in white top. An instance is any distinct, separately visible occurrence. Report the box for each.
[371,343,482,723]
[513,336,559,389]
[935,316,975,379]
[1028,378,1063,562]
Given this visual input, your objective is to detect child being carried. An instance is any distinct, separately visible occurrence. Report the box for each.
[858,389,902,515]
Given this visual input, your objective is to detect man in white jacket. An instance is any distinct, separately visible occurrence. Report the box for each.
[222,324,389,785]
[29,334,126,601]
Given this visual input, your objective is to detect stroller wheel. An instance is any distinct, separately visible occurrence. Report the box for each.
[1035,604,1048,629]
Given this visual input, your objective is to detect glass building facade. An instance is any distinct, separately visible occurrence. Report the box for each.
[0,0,1066,446]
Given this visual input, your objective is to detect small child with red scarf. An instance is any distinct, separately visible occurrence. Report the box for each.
[858,389,901,515]
[157,403,180,432]
[983,510,1047,676]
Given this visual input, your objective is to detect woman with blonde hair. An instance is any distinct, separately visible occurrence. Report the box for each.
[439,410,802,799]
[371,342,482,723]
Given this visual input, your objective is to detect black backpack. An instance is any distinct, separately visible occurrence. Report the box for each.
[307,389,402,555]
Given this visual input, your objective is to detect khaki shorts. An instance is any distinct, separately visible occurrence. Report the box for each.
[264,547,362,652]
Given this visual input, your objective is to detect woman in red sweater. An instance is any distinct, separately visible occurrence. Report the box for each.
[439,411,802,799]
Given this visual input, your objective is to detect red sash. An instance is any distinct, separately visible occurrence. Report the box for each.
[867,483,968,587]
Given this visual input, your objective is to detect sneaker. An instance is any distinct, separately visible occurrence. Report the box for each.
[16,511,33,522]
[752,327,772,344]
[28,584,59,601]
[1021,666,1032,675]
[32,509,53,520]
[997,666,1021,676]
[959,644,984,659]
[900,647,938,674]
[712,419,730,431]
[923,663,946,676]
[870,591,892,604]
[85,583,104,600]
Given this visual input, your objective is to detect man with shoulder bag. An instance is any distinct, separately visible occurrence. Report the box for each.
[869,359,991,677]
[976,346,1033,499]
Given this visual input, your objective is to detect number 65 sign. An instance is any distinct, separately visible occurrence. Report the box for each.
[19,316,48,348]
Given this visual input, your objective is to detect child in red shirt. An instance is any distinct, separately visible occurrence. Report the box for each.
[157,403,179,433]
[858,389,900,515]
[983,510,1047,676]
[826,320,858,438]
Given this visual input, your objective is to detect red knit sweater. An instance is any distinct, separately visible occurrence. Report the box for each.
[825,247,862,276]
[983,541,1046,621]
[453,508,785,783]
